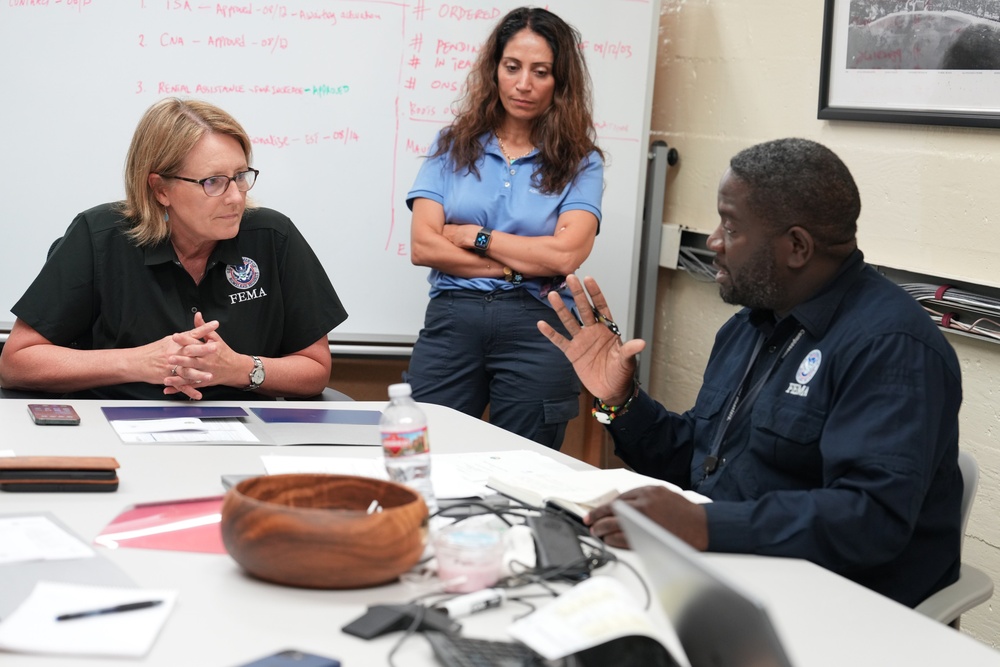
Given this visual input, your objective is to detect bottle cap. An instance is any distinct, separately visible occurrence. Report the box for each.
[388,382,412,398]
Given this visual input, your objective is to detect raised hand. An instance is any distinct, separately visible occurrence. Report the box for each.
[536,274,645,405]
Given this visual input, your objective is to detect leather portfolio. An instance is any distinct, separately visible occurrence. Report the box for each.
[0,456,120,492]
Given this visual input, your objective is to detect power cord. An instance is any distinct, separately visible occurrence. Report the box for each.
[677,246,718,282]
[384,498,654,664]
[386,603,428,667]
[902,282,1000,342]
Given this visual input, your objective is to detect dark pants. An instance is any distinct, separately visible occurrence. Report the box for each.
[405,289,580,450]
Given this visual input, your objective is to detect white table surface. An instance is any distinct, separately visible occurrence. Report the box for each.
[1,399,997,667]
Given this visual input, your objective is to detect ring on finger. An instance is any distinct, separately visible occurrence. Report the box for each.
[171,366,178,376]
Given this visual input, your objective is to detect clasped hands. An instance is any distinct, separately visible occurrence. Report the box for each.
[159,312,241,400]
[537,274,708,551]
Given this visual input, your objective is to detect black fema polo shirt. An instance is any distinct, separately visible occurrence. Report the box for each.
[13,203,347,400]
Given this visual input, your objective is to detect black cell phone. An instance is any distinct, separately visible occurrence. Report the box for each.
[527,513,590,582]
[27,403,81,425]
[234,649,340,667]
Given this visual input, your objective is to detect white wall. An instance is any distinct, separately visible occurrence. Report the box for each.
[648,0,1000,645]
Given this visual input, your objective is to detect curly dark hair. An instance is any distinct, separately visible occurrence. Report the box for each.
[729,138,860,248]
[430,6,603,194]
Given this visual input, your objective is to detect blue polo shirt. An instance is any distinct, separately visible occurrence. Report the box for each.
[608,250,963,607]
[406,131,603,308]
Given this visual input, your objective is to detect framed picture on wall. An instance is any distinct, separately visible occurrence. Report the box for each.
[818,0,1000,128]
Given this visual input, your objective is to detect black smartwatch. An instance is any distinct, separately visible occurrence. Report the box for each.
[473,226,493,255]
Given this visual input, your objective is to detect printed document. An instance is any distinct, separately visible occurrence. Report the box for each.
[110,417,259,443]
[0,516,95,565]
[261,449,575,499]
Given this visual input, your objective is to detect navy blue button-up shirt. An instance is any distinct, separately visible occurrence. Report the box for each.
[610,250,962,607]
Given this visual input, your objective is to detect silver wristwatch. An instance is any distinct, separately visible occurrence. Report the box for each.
[244,355,265,391]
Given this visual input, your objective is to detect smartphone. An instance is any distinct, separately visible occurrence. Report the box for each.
[27,404,81,425]
[235,650,340,667]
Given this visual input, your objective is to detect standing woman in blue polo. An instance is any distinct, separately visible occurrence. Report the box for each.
[406,7,604,449]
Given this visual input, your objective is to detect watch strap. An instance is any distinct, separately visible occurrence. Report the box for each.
[244,355,265,391]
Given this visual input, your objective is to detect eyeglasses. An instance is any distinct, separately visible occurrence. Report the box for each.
[160,168,259,197]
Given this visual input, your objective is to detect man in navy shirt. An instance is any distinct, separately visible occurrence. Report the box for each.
[539,138,962,607]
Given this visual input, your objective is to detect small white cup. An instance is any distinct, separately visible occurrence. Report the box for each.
[433,525,505,593]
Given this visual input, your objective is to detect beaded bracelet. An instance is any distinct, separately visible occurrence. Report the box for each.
[591,378,640,424]
[503,266,524,286]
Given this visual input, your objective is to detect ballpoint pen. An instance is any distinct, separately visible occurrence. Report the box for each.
[592,307,620,337]
[56,599,163,622]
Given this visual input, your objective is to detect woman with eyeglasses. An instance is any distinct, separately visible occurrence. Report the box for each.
[405,7,604,449]
[0,98,347,400]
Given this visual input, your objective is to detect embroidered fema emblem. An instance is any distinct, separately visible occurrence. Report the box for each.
[795,349,822,385]
[226,257,260,290]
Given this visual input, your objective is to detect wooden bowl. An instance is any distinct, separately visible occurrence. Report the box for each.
[221,474,428,589]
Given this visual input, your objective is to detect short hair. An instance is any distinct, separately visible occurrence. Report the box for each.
[117,98,254,246]
[729,138,860,248]
[433,6,602,194]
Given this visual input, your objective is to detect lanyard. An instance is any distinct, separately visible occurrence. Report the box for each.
[702,327,805,477]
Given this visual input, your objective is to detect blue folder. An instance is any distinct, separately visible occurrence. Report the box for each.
[101,406,249,421]
[249,408,382,425]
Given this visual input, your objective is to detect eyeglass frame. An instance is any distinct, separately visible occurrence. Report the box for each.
[158,168,259,197]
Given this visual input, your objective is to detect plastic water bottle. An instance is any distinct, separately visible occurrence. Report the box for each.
[380,382,438,514]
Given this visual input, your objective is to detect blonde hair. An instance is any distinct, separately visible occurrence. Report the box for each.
[117,98,254,246]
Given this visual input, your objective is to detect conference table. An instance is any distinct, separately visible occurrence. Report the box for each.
[1,399,997,667]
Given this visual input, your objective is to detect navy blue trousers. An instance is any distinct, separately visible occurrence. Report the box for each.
[405,289,580,450]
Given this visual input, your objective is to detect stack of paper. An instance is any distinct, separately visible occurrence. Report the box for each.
[103,406,257,444]
[261,449,575,500]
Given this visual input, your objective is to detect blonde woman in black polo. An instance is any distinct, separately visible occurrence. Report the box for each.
[0,98,346,400]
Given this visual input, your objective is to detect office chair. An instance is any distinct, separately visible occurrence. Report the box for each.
[914,451,994,629]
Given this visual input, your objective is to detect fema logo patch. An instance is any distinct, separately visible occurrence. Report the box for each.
[226,257,260,290]
[796,349,822,385]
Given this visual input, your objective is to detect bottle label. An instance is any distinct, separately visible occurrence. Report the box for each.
[381,427,429,458]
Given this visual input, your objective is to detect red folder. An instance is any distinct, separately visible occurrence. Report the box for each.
[94,496,226,554]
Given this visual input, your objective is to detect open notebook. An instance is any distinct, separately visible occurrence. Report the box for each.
[487,467,710,521]
[613,500,794,667]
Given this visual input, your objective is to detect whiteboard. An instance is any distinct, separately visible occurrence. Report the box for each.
[0,0,660,345]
